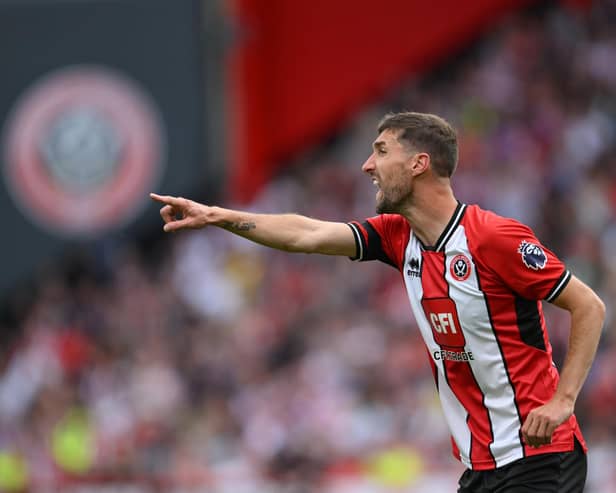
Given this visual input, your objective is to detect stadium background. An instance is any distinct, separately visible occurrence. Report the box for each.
[0,0,615,491]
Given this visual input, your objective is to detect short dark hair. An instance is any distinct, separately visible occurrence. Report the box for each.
[377,112,458,177]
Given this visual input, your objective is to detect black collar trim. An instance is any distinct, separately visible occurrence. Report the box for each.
[416,202,467,252]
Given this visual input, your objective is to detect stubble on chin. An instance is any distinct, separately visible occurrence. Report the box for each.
[376,198,396,214]
[375,189,408,215]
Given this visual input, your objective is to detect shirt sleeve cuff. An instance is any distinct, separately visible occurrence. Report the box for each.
[545,270,571,303]
[347,222,363,261]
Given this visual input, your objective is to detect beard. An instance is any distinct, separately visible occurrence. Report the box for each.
[375,186,409,214]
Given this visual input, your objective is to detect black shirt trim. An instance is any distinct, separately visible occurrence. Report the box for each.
[415,202,467,252]
[545,270,571,303]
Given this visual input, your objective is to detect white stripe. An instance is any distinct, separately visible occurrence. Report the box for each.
[402,235,473,466]
[348,222,364,260]
[545,270,571,302]
[445,226,524,467]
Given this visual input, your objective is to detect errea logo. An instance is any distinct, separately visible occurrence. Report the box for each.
[407,257,421,278]
[518,240,547,270]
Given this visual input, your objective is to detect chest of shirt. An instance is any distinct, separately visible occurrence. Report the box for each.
[402,230,496,349]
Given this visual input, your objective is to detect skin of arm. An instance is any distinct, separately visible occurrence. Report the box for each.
[521,274,605,447]
[149,193,357,256]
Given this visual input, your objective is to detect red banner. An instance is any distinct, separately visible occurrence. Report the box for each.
[227,0,537,202]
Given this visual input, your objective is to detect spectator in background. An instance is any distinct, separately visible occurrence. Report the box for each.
[151,110,605,493]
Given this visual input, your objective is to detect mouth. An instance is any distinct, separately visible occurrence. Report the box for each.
[374,181,383,201]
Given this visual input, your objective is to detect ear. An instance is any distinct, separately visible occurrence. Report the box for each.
[410,152,430,176]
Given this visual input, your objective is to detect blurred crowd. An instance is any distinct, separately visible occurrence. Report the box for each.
[1,2,616,492]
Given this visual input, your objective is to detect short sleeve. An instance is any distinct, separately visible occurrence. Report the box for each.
[478,218,570,302]
[347,214,410,270]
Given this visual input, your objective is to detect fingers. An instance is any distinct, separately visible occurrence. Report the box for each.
[521,415,538,447]
[159,205,192,233]
[164,218,192,233]
[160,205,176,224]
[150,192,184,207]
[523,416,549,447]
[151,193,190,233]
[532,419,550,447]
[150,192,204,233]
[522,409,558,448]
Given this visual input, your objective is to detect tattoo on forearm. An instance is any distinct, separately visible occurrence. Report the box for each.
[221,220,256,232]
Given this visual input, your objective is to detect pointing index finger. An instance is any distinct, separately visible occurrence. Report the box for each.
[150,193,182,206]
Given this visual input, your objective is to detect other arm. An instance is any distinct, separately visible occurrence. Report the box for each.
[521,275,605,447]
[150,193,357,256]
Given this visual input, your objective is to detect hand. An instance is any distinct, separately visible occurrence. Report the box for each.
[521,396,574,448]
[150,193,211,232]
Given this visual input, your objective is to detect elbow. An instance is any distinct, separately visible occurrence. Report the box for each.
[570,290,606,334]
[585,292,606,333]
[596,295,607,325]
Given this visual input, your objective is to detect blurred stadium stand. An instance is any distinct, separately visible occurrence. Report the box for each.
[0,0,615,492]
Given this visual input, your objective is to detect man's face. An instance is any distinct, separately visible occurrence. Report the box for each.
[362,129,414,214]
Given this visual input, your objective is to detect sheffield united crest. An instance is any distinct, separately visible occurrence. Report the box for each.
[450,254,471,281]
[2,65,166,237]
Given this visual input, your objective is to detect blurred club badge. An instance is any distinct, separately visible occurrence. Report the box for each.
[2,65,165,237]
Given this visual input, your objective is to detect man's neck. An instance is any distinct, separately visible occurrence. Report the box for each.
[400,186,459,248]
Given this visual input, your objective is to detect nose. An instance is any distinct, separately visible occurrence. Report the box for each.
[362,153,375,174]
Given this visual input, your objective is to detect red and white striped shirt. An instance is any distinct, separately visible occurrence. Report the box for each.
[348,202,586,470]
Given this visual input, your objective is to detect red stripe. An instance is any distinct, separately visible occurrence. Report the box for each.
[444,359,495,467]
[421,251,495,468]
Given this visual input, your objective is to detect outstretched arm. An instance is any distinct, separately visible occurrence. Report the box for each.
[521,275,605,448]
[150,193,357,256]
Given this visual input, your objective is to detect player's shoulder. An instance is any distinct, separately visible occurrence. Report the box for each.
[371,213,409,224]
[367,213,410,235]
[463,204,533,247]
